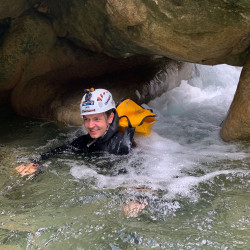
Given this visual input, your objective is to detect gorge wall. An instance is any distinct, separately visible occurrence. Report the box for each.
[0,0,249,140]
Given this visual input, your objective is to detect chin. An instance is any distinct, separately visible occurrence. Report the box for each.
[89,133,101,139]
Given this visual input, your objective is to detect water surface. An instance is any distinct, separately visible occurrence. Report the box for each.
[0,64,249,249]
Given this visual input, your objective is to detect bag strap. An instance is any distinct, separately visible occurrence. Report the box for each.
[118,115,133,128]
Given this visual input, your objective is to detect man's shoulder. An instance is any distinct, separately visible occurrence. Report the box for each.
[109,130,124,140]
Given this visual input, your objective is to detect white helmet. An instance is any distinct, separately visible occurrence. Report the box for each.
[80,88,116,116]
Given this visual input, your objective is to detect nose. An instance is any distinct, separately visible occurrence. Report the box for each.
[87,119,95,128]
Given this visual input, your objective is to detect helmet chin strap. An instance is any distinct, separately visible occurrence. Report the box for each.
[101,112,111,138]
[101,123,110,139]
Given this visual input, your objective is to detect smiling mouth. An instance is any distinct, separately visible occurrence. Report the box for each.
[89,129,98,134]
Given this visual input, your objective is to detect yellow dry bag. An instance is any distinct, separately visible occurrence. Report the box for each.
[116,99,156,136]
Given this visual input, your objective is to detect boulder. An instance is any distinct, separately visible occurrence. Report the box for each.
[0,0,29,19]
[220,53,250,141]
[11,55,193,125]
[41,0,250,65]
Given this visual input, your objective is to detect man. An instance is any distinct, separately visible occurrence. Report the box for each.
[15,88,147,217]
[16,88,135,177]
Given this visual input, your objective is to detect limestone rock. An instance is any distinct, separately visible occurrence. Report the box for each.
[220,53,250,141]
[0,12,57,91]
[0,0,249,140]
[39,0,250,65]
[0,0,29,19]
[11,55,192,125]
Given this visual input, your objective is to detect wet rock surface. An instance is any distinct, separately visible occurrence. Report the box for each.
[0,0,249,139]
[220,53,250,141]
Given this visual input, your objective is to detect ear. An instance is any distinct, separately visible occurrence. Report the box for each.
[107,112,114,124]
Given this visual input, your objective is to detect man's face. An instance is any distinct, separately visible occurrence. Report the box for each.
[83,112,114,139]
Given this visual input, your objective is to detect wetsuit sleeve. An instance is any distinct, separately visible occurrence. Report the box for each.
[34,144,73,163]
[33,135,89,163]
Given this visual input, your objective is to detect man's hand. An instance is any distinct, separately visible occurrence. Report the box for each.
[123,200,148,218]
[15,163,39,178]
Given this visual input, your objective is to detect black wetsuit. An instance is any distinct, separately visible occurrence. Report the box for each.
[35,111,135,163]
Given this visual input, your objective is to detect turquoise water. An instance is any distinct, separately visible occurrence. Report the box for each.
[0,64,249,249]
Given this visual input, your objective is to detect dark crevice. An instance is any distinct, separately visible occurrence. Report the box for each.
[0,18,11,44]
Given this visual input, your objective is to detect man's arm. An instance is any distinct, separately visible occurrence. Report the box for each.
[15,135,89,177]
[16,135,86,178]
[35,144,73,163]
[15,144,72,177]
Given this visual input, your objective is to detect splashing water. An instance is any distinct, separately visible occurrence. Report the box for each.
[71,64,249,194]
[0,64,249,249]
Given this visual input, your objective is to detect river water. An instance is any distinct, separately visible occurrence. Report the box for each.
[0,64,249,249]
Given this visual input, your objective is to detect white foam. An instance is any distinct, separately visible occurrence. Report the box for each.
[165,170,250,200]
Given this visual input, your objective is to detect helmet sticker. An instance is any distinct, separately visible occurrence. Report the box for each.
[82,109,96,113]
[82,100,94,106]
[105,95,111,105]
[97,94,103,101]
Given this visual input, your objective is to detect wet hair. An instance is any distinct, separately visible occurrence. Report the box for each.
[105,108,116,118]
[82,108,115,121]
